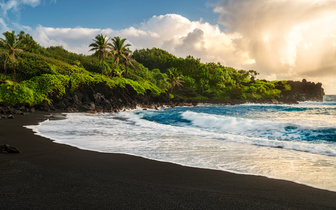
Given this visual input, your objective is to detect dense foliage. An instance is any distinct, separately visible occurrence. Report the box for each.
[132,48,291,100]
[0,31,291,106]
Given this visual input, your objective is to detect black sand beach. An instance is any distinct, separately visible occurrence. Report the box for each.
[1,112,336,209]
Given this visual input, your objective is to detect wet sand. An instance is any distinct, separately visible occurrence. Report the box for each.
[1,111,335,209]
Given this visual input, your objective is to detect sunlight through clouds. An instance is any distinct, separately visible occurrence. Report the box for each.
[213,0,336,93]
[1,0,336,93]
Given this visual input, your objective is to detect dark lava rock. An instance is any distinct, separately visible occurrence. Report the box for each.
[48,82,173,113]
[35,100,55,112]
[1,79,325,117]
[0,144,21,154]
[280,79,325,103]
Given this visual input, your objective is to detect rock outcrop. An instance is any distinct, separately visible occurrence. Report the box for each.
[40,82,190,113]
[0,103,35,119]
[0,79,326,118]
[0,83,195,118]
[280,79,325,103]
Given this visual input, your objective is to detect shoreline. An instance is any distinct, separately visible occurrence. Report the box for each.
[1,111,336,209]
[27,110,336,193]
[23,111,336,193]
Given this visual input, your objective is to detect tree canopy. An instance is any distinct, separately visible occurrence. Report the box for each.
[0,31,291,106]
[111,36,134,77]
[89,34,112,75]
[0,31,24,82]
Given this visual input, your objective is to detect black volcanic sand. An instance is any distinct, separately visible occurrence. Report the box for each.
[1,112,335,209]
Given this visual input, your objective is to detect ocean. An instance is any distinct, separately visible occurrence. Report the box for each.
[27,95,336,192]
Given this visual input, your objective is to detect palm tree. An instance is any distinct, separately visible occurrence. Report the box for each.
[168,68,184,94]
[0,31,24,82]
[122,52,135,77]
[111,36,134,76]
[89,34,112,75]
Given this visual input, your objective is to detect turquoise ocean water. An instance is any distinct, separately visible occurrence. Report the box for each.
[28,95,336,191]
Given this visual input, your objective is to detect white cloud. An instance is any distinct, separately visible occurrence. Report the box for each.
[28,14,251,67]
[213,0,336,94]
[0,0,40,16]
[31,25,101,53]
[0,17,9,31]
[22,0,39,6]
[1,1,335,93]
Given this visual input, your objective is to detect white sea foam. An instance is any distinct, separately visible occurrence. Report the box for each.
[27,105,336,192]
[181,110,282,133]
[179,111,336,155]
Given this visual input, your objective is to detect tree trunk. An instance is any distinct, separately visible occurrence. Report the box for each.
[125,65,128,77]
[170,86,174,94]
[13,56,16,82]
[4,56,8,74]
[13,63,16,82]
[101,59,105,75]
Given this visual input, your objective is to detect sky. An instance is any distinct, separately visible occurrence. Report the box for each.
[0,0,335,94]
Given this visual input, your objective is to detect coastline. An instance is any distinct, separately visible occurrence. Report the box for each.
[1,111,336,209]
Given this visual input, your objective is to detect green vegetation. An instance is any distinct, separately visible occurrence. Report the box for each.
[89,34,112,75]
[0,31,24,82]
[168,68,184,94]
[0,31,291,106]
[132,48,291,100]
[111,36,135,77]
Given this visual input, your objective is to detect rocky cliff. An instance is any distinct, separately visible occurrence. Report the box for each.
[280,79,325,103]
[0,82,192,118]
[39,83,183,113]
[0,79,326,119]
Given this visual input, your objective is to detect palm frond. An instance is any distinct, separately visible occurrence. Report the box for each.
[0,30,24,81]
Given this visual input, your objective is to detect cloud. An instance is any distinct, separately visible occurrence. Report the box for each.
[213,0,336,93]
[0,17,9,31]
[28,14,251,67]
[32,26,101,54]
[3,1,336,93]
[0,0,40,16]
[175,28,206,59]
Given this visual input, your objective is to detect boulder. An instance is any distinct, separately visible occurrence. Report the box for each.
[36,100,55,112]
[72,94,82,106]
[0,144,21,154]
[66,107,78,112]
[55,101,67,110]
[94,93,103,104]
[81,102,96,111]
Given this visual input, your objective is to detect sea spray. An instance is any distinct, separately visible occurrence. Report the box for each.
[28,95,336,191]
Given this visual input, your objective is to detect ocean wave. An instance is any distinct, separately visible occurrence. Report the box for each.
[177,110,336,156]
[30,109,336,191]
[181,111,334,140]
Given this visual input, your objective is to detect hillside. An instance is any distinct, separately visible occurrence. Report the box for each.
[0,31,324,116]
